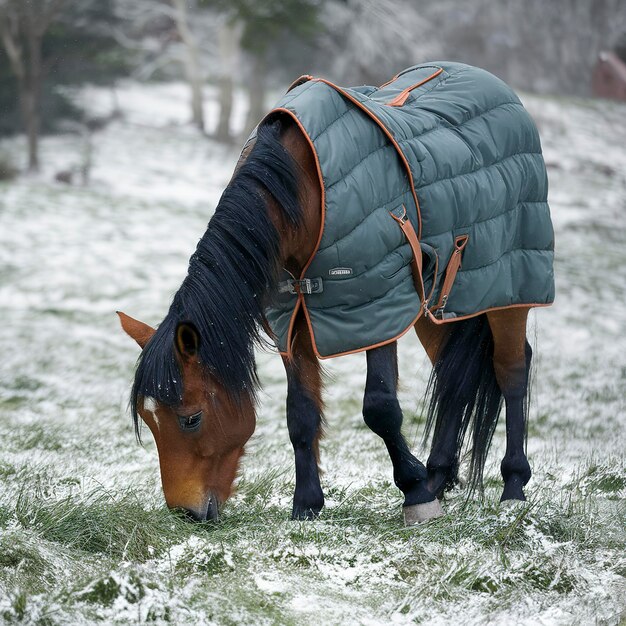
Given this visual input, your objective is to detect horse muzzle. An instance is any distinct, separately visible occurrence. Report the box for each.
[180,494,219,522]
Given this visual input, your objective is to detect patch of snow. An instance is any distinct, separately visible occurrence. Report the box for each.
[0,82,625,625]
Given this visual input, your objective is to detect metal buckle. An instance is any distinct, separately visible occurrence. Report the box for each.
[278,277,323,295]
[298,278,313,294]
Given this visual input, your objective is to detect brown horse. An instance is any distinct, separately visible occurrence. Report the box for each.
[119,117,535,525]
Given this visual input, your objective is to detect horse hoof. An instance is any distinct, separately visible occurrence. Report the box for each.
[291,507,322,520]
[403,499,444,526]
[499,498,527,510]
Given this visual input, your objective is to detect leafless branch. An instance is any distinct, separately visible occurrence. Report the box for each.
[0,8,24,78]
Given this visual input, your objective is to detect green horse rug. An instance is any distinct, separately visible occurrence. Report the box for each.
[262,61,555,358]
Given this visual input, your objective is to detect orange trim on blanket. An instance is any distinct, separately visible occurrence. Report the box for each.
[313,303,552,360]
[386,67,444,106]
[378,71,401,89]
[265,106,326,358]
[312,77,425,242]
[287,75,313,92]
[422,302,553,328]
[281,302,552,360]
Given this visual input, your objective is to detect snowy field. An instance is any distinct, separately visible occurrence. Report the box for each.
[0,81,624,625]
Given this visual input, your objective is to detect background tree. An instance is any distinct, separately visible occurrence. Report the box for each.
[113,0,220,134]
[214,17,242,143]
[0,0,66,171]
[170,0,205,131]
[0,0,123,171]
[220,0,322,136]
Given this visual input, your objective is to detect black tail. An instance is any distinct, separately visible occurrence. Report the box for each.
[422,314,503,494]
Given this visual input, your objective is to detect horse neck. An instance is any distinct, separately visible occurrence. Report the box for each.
[272,122,322,275]
[180,117,321,345]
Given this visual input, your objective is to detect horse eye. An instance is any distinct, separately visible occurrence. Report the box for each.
[177,410,202,432]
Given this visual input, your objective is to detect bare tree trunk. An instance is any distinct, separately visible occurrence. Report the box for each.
[0,0,65,172]
[215,20,241,143]
[244,50,268,137]
[18,84,40,171]
[24,10,42,172]
[216,74,233,143]
[171,0,205,132]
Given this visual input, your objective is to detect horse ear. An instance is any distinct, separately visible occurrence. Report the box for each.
[175,322,200,358]
[117,311,155,349]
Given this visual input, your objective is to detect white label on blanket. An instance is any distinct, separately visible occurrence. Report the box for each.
[329,267,353,277]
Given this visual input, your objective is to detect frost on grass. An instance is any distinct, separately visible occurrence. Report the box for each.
[0,84,625,624]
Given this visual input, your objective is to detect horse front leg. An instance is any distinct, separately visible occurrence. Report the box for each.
[282,315,325,520]
[413,317,461,501]
[363,342,438,524]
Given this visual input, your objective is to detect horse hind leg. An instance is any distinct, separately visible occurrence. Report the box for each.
[282,314,325,520]
[487,308,533,502]
[416,314,503,500]
[362,342,441,524]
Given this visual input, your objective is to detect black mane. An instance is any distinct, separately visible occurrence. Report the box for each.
[131,120,301,434]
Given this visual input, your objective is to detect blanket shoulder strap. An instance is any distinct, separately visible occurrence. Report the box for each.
[432,235,469,318]
[389,205,430,316]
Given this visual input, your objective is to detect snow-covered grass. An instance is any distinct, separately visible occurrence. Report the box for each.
[0,82,625,625]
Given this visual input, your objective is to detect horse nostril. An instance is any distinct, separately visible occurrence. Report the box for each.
[179,496,219,522]
[206,496,219,521]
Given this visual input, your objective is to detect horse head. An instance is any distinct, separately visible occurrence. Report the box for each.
[118,311,255,521]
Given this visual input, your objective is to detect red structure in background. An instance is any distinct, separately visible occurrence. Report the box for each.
[592,52,626,101]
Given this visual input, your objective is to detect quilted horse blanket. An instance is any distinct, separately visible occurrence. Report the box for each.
[263,62,555,358]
